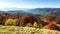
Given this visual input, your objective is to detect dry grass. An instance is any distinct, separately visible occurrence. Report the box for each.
[0,25,60,34]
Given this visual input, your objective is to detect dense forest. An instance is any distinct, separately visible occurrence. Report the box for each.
[0,8,60,31]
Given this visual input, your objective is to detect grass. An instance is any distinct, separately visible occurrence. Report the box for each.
[0,25,60,34]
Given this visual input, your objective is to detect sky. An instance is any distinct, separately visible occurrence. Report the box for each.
[0,0,60,8]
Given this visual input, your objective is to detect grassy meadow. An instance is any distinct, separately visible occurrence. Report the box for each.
[0,25,60,34]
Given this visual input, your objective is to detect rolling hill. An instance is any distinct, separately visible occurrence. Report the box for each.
[0,8,60,17]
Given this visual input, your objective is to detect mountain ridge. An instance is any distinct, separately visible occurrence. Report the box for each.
[0,8,60,17]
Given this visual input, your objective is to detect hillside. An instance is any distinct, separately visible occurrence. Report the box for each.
[28,8,60,17]
[0,8,60,17]
[0,25,60,34]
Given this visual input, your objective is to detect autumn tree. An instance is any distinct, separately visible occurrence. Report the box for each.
[30,15,37,23]
[19,15,37,27]
[43,15,57,29]
[5,18,17,26]
[0,14,6,25]
[44,15,56,23]
[19,15,32,26]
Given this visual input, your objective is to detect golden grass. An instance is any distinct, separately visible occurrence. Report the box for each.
[0,25,60,34]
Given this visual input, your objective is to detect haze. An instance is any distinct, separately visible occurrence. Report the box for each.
[0,0,60,9]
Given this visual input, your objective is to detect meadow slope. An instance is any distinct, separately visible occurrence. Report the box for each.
[0,25,60,34]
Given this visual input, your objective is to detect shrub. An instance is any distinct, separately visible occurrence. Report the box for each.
[33,22,43,28]
[38,23,43,28]
[33,22,39,28]
[25,23,32,27]
[4,18,17,26]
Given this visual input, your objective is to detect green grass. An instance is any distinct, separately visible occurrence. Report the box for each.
[0,25,60,34]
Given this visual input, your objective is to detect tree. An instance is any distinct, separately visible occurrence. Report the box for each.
[20,15,32,26]
[5,18,17,26]
[43,15,56,29]
[33,22,39,28]
[0,13,6,25]
[43,15,60,30]
[44,15,56,23]
[0,20,2,25]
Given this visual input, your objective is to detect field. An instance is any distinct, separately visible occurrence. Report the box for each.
[0,25,60,34]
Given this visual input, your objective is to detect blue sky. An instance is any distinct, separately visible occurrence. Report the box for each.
[0,0,60,8]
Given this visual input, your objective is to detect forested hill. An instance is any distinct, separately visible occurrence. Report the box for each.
[0,8,60,17]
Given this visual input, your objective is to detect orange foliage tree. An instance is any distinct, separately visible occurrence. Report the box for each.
[20,15,32,26]
[19,15,37,27]
[43,15,57,29]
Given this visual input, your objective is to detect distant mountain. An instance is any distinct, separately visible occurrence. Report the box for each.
[27,8,60,17]
[0,8,60,17]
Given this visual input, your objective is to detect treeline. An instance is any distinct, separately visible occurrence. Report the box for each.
[0,13,60,31]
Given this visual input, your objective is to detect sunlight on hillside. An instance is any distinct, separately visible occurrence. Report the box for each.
[0,25,60,34]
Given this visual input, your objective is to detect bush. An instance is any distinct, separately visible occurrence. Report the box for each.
[33,22,43,28]
[4,18,17,26]
[25,23,32,27]
[33,22,39,28]
[38,23,43,28]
